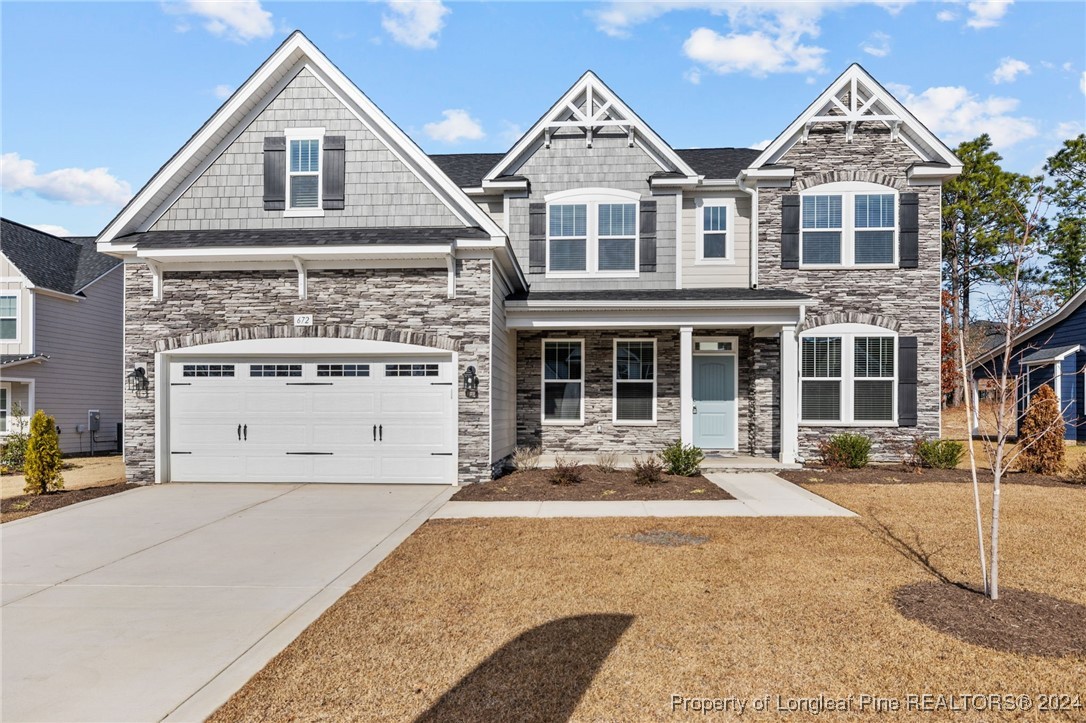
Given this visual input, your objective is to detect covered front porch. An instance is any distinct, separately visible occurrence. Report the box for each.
[504,289,812,464]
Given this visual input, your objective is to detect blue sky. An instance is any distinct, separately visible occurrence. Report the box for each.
[2,0,1084,236]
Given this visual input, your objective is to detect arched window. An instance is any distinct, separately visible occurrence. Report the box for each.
[545,188,640,276]
[800,323,897,424]
[800,181,898,267]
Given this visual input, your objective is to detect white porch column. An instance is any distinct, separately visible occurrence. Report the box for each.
[680,326,693,445]
[780,324,798,464]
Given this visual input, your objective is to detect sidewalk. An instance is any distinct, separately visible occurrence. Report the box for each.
[431,472,855,519]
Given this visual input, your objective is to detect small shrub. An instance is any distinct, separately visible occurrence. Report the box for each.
[1061,458,1086,485]
[817,433,872,469]
[24,410,64,495]
[549,457,584,486]
[595,451,620,473]
[632,456,666,486]
[659,440,704,477]
[513,445,542,471]
[1,402,29,471]
[915,439,965,469]
[1017,384,1065,475]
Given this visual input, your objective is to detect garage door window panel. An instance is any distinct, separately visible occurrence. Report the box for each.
[250,364,302,377]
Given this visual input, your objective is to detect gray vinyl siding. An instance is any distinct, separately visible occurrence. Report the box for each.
[22,268,123,455]
[476,197,504,231]
[505,132,677,291]
[153,67,462,231]
[490,263,516,462]
[681,191,751,288]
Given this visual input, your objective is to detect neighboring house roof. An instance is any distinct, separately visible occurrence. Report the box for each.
[429,154,507,188]
[507,288,812,303]
[1,218,121,295]
[1020,344,1082,365]
[121,227,489,249]
[971,285,1086,368]
[676,148,762,180]
[1,353,49,368]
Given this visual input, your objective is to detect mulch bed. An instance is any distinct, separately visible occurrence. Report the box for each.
[780,465,1084,489]
[1,482,137,523]
[451,468,733,501]
[894,581,1086,657]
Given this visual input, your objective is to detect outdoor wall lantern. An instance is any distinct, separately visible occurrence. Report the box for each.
[463,365,480,398]
[127,366,149,397]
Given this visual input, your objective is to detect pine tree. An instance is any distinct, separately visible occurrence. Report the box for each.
[23,410,64,495]
[1043,134,1086,302]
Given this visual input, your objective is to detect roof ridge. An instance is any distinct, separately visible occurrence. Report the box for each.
[0,217,84,248]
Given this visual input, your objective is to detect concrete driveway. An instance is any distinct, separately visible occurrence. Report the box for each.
[1,483,453,723]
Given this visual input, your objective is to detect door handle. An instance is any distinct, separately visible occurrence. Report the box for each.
[379,424,383,441]
[243,424,247,441]
[238,424,242,440]
[373,425,377,442]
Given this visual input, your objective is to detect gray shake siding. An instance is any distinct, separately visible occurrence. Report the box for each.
[505,133,677,291]
[758,126,942,460]
[123,260,493,485]
[153,67,460,231]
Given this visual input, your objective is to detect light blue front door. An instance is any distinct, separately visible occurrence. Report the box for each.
[693,355,736,449]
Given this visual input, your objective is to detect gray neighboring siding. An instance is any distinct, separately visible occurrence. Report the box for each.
[681,191,751,288]
[757,126,941,461]
[490,264,516,465]
[506,133,677,291]
[28,268,124,455]
[153,67,462,231]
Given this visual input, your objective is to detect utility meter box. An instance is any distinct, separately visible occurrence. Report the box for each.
[88,410,101,432]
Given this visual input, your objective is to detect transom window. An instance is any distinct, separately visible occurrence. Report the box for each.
[543,339,584,423]
[546,189,639,276]
[801,182,897,267]
[0,294,17,341]
[614,340,656,423]
[801,325,896,424]
[182,364,235,378]
[697,201,732,263]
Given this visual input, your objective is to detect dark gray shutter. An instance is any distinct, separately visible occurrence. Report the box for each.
[898,336,918,427]
[899,192,919,268]
[263,136,286,211]
[528,202,546,273]
[322,136,345,210]
[781,194,800,269]
[639,200,657,273]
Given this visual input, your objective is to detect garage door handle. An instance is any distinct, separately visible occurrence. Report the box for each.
[379,424,383,441]
[244,424,248,441]
[237,424,242,441]
[373,424,377,441]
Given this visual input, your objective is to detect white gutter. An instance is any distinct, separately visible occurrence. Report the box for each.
[737,171,758,289]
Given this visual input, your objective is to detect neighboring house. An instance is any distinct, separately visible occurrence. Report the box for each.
[1,219,124,454]
[95,32,960,486]
[971,286,1086,443]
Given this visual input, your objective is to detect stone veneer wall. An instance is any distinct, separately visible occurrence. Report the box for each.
[123,260,492,485]
[757,126,942,461]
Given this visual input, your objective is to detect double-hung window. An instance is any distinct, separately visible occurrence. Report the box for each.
[614,340,655,423]
[542,340,583,423]
[800,324,897,424]
[0,294,17,341]
[697,200,732,263]
[285,128,324,214]
[0,386,9,433]
[801,182,897,267]
[546,189,639,276]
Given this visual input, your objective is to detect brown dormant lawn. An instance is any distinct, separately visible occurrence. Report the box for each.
[212,481,1085,722]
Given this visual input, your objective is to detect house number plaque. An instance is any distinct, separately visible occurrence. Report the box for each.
[293,314,314,327]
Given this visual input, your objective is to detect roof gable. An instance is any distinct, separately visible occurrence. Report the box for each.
[746,64,961,175]
[971,285,1086,367]
[1,218,121,294]
[96,31,502,249]
[483,71,697,183]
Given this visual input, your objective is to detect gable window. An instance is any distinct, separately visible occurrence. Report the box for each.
[546,189,639,277]
[801,182,897,267]
[800,324,897,424]
[543,339,583,424]
[284,128,325,216]
[697,200,733,263]
[0,294,17,341]
[614,340,656,424]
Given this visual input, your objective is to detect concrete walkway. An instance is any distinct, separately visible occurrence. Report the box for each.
[432,472,855,519]
[2,483,453,723]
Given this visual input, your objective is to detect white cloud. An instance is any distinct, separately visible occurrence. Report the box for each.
[424,109,485,143]
[498,121,524,145]
[1055,121,1084,139]
[30,224,72,237]
[684,67,702,85]
[382,0,449,49]
[990,57,1029,84]
[213,84,233,100]
[683,26,827,77]
[165,0,274,42]
[860,31,891,57]
[936,9,957,22]
[751,138,773,150]
[890,85,1038,149]
[966,0,1012,29]
[1,153,132,206]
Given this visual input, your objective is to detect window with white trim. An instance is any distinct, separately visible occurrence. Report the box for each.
[546,189,639,276]
[697,200,732,263]
[0,385,9,433]
[800,324,897,424]
[543,339,583,423]
[284,127,325,214]
[614,340,655,423]
[801,182,897,267]
[0,294,18,341]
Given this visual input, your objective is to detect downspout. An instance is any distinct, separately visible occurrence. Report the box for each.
[737,171,758,288]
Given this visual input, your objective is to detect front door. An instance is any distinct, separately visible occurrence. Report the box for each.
[693,354,736,449]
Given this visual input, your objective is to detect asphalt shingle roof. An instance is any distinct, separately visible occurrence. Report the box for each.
[1020,344,1081,364]
[0,219,121,294]
[1,353,49,367]
[123,226,489,249]
[429,153,506,188]
[507,287,811,303]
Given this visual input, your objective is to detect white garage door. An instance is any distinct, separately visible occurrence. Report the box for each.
[168,357,455,484]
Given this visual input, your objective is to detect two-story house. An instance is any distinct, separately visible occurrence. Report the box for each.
[1,219,124,454]
[95,32,960,486]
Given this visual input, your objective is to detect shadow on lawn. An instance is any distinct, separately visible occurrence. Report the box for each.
[415,614,634,723]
